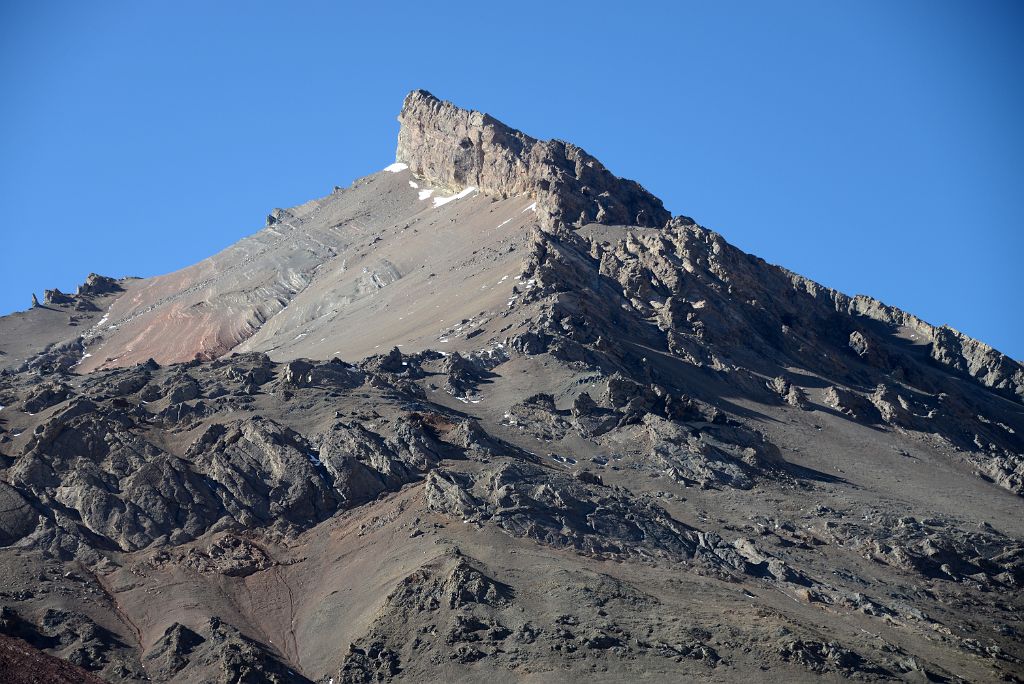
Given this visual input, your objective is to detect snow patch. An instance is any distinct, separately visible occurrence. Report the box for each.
[432,186,476,208]
[418,189,434,201]
[408,180,419,188]
[523,202,537,213]
[383,162,408,173]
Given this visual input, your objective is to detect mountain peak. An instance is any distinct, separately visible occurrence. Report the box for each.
[396,90,670,229]
[1,88,1023,684]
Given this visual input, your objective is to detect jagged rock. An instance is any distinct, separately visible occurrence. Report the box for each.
[205,617,309,684]
[265,208,291,226]
[75,273,122,296]
[570,391,618,437]
[144,623,205,679]
[180,534,274,577]
[364,346,407,374]
[730,538,811,585]
[43,289,74,306]
[396,90,670,229]
[0,482,36,545]
[869,383,921,428]
[282,359,313,385]
[187,417,337,528]
[503,393,571,441]
[98,366,153,397]
[777,638,882,675]
[814,512,1024,587]
[22,337,86,374]
[337,554,513,681]
[438,352,487,396]
[822,385,881,422]
[848,330,871,357]
[33,608,143,677]
[164,374,201,404]
[643,415,780,490]
[426,461,698,559]
[22,383,73,413]
[73,298,100,312]
[767,375,807,408]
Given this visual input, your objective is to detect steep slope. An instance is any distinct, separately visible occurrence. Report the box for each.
[0,91,1022,683]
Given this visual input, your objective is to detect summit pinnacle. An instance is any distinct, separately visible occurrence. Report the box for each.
[396,89,670,229]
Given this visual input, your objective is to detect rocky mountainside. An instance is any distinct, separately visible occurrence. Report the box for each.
[0,90,1021,683]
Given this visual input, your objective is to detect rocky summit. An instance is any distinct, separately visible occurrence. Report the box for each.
[0,91,1021,684]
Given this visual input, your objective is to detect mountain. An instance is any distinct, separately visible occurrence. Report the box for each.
[0,90,1021,683]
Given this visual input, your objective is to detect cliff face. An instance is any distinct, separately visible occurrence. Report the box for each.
[396,89,670,229]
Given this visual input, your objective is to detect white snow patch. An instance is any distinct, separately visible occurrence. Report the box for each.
[294,333,307,341]
[495,218,512,229]
[383,162,408,173]
[522,202,537,213]
[308,453,322,466]
[408,180,419,188]
[432,186,476,208]
[418,189,434,201]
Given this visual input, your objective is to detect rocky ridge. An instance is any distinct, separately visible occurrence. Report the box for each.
[0,91,1022,683]
[396,89,671,229]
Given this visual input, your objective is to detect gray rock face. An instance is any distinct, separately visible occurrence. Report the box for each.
[142,617,309,683]
[75,273,122,297]
[43,289,74,306]
[425,461,699,560]
[396,90,670,229]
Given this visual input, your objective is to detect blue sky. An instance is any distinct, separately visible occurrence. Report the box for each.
[1,1,1021,358]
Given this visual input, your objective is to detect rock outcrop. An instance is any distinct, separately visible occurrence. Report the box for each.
[396,89,670,229]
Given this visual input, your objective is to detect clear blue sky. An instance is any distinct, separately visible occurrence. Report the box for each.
[1,2,1021,358]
